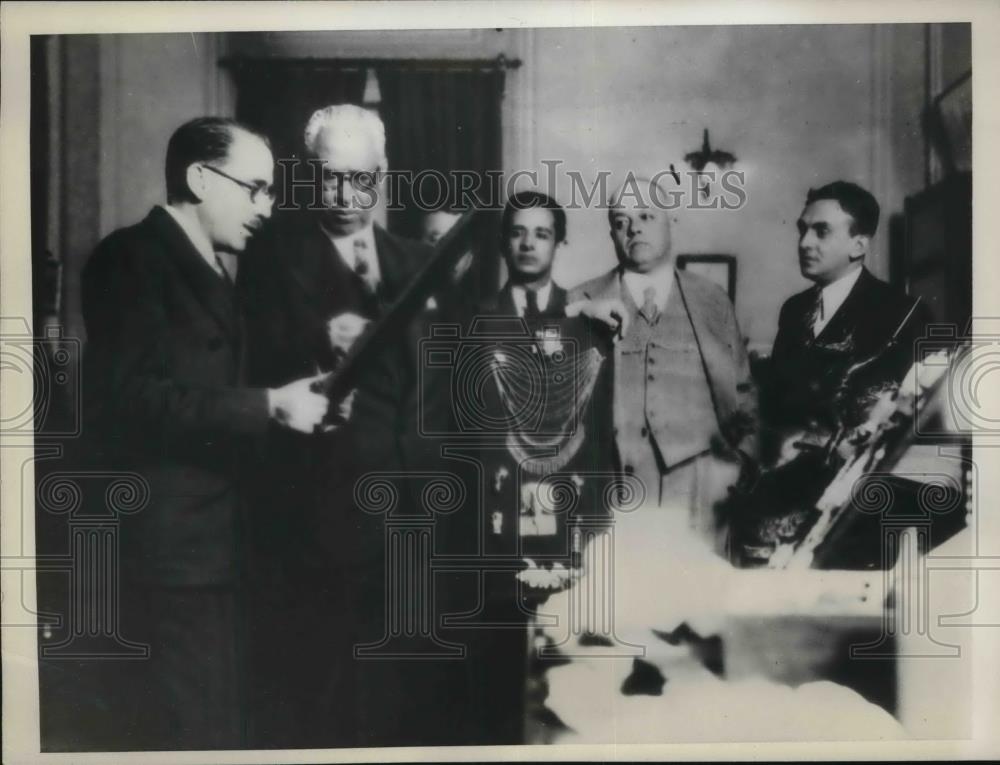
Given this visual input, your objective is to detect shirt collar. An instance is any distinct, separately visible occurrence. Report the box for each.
[510,282,553,316]
[819,265,863,321]
[325,222,376,264]
[621,262,675,311]
[162,204,225,277]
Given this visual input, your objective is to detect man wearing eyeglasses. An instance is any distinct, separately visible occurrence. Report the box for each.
[240,103,442,748]
[80,117,332,749]
[245,104,430,377]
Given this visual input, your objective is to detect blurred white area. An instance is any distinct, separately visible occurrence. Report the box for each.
[898,525,975,739]
[546,670,905,743]
[535,504,962,743]
[538,504,881,649]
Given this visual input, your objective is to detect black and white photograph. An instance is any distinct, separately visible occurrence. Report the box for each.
[2,1,999,762]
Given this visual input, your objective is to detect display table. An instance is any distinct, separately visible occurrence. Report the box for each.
[525,507,914,744]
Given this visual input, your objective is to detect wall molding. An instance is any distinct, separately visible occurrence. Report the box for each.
[45,36,63,267]
[205,32,236,117]
[501,27,536,182]
[869,23,894,280]
[927,23,945,185]
[97,34,120,239]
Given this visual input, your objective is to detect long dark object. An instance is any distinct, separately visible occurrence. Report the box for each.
[835,296,924,406]
[320,208,483,405]
[810,349,954,568]
[823,296,925,463]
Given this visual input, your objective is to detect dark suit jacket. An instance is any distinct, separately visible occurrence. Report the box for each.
[242,212,431,384]
[765,267,931,443]
[242,216,486,746]
[480,281,569,319]
[81,206,270,586]
[240,212,432,571]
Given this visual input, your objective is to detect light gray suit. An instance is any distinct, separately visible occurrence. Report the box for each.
[569,267,758,549]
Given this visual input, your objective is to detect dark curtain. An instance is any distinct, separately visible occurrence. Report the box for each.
[228,59,507,302]
[31,36,55,324]
[230,61,367,166]
[378,66,505,299]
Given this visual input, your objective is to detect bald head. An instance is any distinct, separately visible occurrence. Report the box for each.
[608,176,673,273]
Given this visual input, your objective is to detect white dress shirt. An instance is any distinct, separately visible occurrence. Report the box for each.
[162,204,232,280]
[622,262,675,312]
[813,265,863,336]
[327,223,381,289]
[511,282,553,317]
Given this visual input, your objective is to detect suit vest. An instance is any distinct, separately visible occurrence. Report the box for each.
[614,281,718,477]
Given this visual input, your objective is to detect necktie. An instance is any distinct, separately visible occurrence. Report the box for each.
[641,286,658,322]
[353,238,378,295]
[807,286,824,338]
[214,253,234,287]
[524,289,541,319]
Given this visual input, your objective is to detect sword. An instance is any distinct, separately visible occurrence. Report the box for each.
[316,208,484,421]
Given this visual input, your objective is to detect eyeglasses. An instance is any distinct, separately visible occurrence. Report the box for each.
[202,164,275,204]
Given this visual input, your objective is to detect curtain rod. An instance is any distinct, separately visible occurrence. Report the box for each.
[219,54,522,71]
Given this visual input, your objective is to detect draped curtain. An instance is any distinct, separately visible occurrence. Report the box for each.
[229,59,506,301]
[378,66,504,299]
[230,61,367,167]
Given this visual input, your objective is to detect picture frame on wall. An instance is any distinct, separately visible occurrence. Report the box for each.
[932,69,972,174]
[677,253,737,302]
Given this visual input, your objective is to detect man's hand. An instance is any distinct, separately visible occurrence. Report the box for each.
[450,250,474,285]
[327,312,369,355]
[566,298,630,339]
[268,375,329,433]
[316,388,356,433]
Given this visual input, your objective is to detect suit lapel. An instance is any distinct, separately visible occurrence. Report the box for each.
[661,272,689,322]
[675,269,729,414]
[496,282,517,315]
[149,207,238,339]
[813,267,871,345]
[584,269,633,463]
[581,269,623,303]
[286,220,339,305]
[373,225,410,305]
[489,282,566,317]
[545,285,569,317]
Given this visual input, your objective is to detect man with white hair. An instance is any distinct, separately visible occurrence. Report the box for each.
[241,104,433,747]
[246,104,429,379]
[568,175,758,554]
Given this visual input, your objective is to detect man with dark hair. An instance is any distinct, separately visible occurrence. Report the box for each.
[733,182,934,567]
[501,189,568,244]
[483,190,568,319]
[764,180,931,462]
[163,117,260,202]
[81,116,330,749]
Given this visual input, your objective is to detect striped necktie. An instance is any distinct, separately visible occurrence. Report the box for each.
[640,286,659,323]
[524,289,541,319]
[353,238,378,295]
[807,286,824,338]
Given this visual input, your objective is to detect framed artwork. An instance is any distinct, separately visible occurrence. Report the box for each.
[677,253,737,301]
[932,69,972,174]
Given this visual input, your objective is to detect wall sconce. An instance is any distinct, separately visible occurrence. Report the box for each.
[684,129,737,198]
